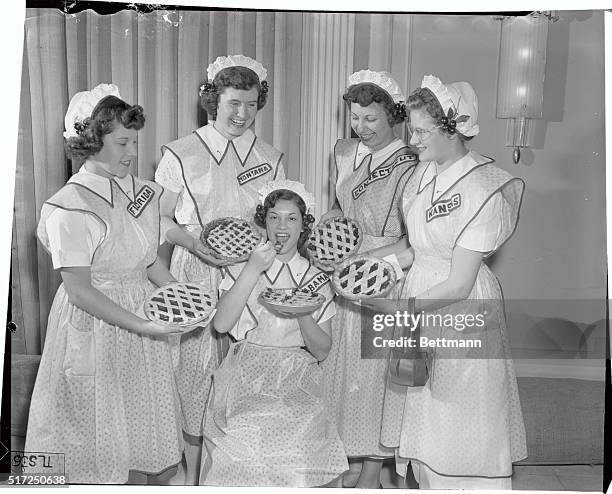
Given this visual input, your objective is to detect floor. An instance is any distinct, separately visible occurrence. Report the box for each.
[512,465,604,492]
[379,461,604,491]
[10,436,605,490]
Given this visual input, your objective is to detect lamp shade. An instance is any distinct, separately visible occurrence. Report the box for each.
[497,16,548,119]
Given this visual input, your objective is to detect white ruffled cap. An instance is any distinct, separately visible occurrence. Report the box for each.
[63,83,121,139]
[258,179,316,216]
[206,54,267,83]
[348,69,405,104]
[421,75,480,137]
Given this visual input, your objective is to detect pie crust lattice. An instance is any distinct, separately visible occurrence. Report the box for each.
[306,217,362,268]
[144,282,215,327]
[201,217,262,262]
[332,255,397,300]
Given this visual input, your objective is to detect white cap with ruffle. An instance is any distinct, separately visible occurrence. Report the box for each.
[206,54,267,83]
[348,69,405,104]
[421,75,479,137]
[258,179,316,216]
[63,83,121,139]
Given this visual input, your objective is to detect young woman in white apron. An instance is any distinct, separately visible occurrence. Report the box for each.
[155,55,285,483]
[365,75,527,489]
[199,181,348,486]
[320,70,417,488]
[25,85,184,484]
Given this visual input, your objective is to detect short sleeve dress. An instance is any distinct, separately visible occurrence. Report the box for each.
[155,124,285,439]
[380,151,528,486]
[322,137,418,458]
[199,253,348,486]
[25,167,183,484]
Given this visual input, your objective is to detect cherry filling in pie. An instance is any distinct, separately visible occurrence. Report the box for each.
[260,287,326,308]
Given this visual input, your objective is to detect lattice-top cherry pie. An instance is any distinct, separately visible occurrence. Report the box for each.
[259,287,326,316]
[332,255,397,300]
[144,282,215,327]
[306,217,362,268]
[201,217,262,261]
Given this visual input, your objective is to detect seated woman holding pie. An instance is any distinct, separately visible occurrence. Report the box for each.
[198,180,348,487]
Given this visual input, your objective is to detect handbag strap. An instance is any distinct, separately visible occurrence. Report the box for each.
[392,296,421,349]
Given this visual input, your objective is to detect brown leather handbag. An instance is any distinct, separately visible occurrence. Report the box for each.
[387,296,430,388]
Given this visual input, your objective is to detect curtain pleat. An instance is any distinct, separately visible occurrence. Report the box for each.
[12,42,35,355]
[14,8,411,354]
[254,12,275,143]
[25,11,68,350]
[177,11,209,137]
[65,13,85,101]
[137,11,178,179]
[299,13,355,215]
[110,12,139,113]
[208,12,228,61]
[275,12,303,179]
[11,215,26,355]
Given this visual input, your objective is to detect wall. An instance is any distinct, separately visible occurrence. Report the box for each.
[397,12,606,379]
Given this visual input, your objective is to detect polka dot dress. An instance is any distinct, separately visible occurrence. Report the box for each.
[322,138,416,458]
[200,344,348,486]
[169,244,222,438]
[25,180,183,483]
[198,258,348,487]
[381,155,527,478]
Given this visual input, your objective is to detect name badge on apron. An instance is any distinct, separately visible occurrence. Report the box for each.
[425,193,461,222]
[127,185,155,218]
[236,163,272,185]
[302,272,329,293]
[352,154,416,200]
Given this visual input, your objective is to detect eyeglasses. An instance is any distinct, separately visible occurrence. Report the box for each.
[407,124,443,142]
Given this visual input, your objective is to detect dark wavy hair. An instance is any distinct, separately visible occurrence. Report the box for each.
[407,87,473,142]
[200,66,268,119]
[343,83,406,126]
[254,189,315,257]
[64,95,145,162]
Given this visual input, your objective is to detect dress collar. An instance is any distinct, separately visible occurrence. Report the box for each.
[355,138,405,171]
[417,150,481,196]
[197,124,256,163]
[68,163,134,202]
[265,251,310,285]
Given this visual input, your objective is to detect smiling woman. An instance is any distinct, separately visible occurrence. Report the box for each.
[214,87,259,139]
[321,69,418,489]
[254,185,316,259]
[86,127,138,178]
[64,94,144,173]
[24,84,184,484]
[366,74,527,490]
[345,82,401,152]
[154,54,286,484]
[199,180,348,487]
